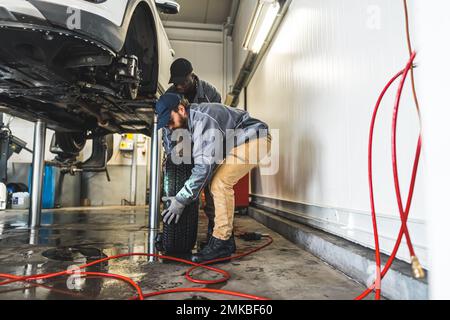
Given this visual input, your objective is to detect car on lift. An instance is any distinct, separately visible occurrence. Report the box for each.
[0,0,177,165]
[0,0,199,255]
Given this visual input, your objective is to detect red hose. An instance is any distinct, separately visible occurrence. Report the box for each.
[366,69,404,300]
[138,288,269,300]
[391,52,418,258]
[356,52,421,300]
[0,235,273,300]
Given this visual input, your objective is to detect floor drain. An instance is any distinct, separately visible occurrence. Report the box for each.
[42,247,107,262]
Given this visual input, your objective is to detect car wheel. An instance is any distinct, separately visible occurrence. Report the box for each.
[55,132,87,155]
[122,5,158,98]
[162,158,199,254]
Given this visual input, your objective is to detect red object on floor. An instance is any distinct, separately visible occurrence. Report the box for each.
[233,174,249,209]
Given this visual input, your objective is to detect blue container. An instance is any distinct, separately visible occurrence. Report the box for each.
[28,165,56,209]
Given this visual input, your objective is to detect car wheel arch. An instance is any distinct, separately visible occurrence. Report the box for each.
[120,0,160,96]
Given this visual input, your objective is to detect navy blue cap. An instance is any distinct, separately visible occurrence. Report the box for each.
[156,93,182,130]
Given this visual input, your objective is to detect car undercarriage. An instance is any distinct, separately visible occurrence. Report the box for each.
[0,22,156,137]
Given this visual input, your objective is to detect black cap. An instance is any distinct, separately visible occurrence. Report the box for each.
[169,58,193,84]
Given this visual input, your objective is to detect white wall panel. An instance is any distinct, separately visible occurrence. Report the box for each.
[236,0,427,266]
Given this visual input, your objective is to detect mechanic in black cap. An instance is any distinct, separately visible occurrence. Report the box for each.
[166,58,221,104]
[164,58,222,249]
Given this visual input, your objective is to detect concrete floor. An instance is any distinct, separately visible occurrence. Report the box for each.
[0,206,366,300]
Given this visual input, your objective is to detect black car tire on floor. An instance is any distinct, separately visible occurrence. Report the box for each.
[161,158,199,254]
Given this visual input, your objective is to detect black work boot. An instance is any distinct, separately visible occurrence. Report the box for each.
[199,220,215,250]
[229,232,236,253]
[206,220,214,244]
[192,235,236,263]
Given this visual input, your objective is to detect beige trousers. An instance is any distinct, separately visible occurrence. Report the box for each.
[210,135,272,240]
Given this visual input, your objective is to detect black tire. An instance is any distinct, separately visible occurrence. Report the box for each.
[55,132,86,155]
[162,158,199,254]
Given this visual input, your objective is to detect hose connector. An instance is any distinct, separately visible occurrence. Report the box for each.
[411,256,425,279]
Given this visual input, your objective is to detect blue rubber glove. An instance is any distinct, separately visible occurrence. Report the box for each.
[161,196,186,224]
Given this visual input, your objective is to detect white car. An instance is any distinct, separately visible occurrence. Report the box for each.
[0,0,177,160]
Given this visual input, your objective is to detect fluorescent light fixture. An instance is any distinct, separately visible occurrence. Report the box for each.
[243,0,280,53]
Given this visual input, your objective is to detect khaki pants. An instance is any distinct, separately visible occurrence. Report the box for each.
[210,135,272,240]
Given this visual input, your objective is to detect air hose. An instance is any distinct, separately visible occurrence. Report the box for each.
[356,0,425,300]
[356,51,424,300]
[0,234,273,300]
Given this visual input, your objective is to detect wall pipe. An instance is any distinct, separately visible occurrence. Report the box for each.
[226,0,241,37]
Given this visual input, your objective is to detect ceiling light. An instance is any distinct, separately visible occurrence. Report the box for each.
[243,0,280,53]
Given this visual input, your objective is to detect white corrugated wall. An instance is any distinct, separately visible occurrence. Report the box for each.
[165,24,226,99]
[233,0,428,267]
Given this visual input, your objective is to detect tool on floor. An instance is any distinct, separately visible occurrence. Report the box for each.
[238,232,268,241]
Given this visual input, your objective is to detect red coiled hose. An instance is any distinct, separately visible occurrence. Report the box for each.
[0,236,273,300]
[356,51,422,300]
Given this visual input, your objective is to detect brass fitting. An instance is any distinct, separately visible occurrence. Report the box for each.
[411,256,425,279]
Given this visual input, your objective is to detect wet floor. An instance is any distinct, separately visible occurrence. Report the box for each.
[0,206,366,300]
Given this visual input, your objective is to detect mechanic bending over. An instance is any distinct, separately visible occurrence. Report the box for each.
[163,57,222,249]
[156,93,272,263]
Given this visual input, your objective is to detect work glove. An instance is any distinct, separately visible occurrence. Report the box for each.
[161,196,186,224]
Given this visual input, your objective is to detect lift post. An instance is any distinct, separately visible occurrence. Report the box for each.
[148,114,161,262]
[0,113,8,183]
[28,119,46,228]
[130,134,138,205]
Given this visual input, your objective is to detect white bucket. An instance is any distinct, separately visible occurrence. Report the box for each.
[0,183,6,210]
[11,192,30,210]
